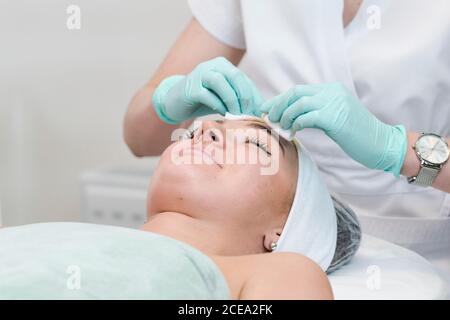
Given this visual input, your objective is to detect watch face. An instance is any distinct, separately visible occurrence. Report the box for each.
[416,134,450,165]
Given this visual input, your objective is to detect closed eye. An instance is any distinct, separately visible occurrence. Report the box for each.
[245,136,271,156]
[243,121,285,156]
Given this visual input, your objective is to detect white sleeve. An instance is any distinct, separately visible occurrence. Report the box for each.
[187,0,246,49]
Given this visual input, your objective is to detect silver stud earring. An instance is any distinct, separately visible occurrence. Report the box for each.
[270,241,278,251]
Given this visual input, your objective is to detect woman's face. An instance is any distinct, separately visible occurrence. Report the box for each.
[147,119,298,253]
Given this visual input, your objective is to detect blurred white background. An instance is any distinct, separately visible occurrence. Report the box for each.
[0,1,191,226]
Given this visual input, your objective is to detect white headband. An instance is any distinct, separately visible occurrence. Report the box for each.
[223,113,337,271]
[275,138,337,270]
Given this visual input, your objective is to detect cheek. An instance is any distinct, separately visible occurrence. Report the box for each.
[241,167,292,214]
[225,164,278,204]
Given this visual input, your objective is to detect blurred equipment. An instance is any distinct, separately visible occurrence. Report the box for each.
[80,165,156,228]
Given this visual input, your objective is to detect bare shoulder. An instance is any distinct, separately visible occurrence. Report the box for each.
[239,252,334,300]
[210,252,333,300]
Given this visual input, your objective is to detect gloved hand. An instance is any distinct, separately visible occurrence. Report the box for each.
[152,57,263,124]
[260,83,408,177]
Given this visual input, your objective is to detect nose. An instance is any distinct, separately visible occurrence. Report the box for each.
[198,120,226,149]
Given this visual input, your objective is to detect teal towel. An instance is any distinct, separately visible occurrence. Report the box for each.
[0,222,230,299]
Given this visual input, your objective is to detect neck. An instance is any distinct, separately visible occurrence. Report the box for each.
[139,212,230,256]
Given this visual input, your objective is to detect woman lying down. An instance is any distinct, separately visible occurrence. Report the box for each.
[0,117,361,300]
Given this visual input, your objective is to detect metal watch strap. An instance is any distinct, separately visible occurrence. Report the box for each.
[408,165,440,187]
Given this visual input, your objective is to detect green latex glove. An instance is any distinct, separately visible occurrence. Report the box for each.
[260,83,408,177]
[152,57,263,124]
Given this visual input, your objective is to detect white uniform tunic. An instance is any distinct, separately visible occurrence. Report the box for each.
[188,0,450,284]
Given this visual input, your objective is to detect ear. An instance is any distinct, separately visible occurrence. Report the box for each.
[263,227,283,252]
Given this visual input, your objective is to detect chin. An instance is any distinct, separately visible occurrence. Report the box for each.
[147,164,206,213]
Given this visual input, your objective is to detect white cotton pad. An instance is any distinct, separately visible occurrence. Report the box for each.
[261,114,295,141]
[223,113,295,141]
[223,112,260,121]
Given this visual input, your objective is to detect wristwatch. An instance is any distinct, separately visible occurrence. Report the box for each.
[407,133,450,187]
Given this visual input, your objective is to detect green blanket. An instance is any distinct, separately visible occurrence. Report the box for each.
[0,222,230,299]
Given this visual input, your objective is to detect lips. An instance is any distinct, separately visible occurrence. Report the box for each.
[181,148,223,168]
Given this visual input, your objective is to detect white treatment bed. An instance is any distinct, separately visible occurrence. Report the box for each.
[329,234,449,300]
